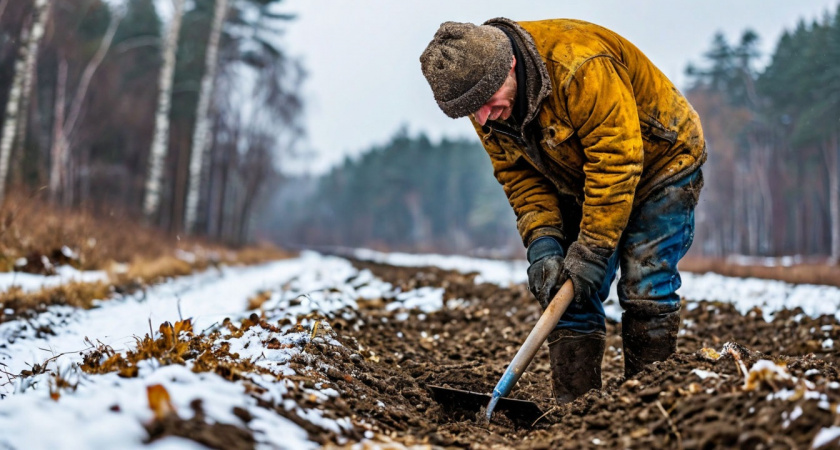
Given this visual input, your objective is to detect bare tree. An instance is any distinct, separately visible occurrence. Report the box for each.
[0,0,51,202]
[184,0,229,234]
[143,0,186,220]
[48,9,122,204]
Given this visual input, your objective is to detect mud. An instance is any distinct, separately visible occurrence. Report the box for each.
[296,259,840,448]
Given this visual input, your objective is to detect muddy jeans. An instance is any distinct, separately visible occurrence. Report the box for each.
[554,169,703,334]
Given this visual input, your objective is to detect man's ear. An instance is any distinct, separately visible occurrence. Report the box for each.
[511,55,516,70]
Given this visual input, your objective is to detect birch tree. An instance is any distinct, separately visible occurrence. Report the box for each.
[143,0,186,219]
[0,0,51,202]
[184,0,228,233]
[824,134,840,264]
[49,10,122,204]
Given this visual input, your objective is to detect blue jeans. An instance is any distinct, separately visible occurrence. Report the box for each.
[555,169,703,333]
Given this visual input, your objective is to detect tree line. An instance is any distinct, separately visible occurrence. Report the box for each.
[0,0,303,245]
[265,129,522,255]
[269,7,840,261]
[687,4,840,261]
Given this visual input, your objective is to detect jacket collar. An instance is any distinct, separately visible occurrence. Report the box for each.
[484,17,552,129]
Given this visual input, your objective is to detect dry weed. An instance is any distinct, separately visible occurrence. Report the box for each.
[0,281,111,320]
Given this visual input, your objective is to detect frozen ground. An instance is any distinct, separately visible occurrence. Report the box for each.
[1,250,840,448]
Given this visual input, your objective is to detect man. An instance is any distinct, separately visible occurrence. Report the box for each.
[420,18,705,403]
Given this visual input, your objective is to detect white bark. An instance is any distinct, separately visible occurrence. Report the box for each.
[184,0,228,233]
[143,0,186,219]
[824,134,840,264]
[0,0,50,202]
[15,0,53,164]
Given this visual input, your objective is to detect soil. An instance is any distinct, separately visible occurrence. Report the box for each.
[302,260,840,449]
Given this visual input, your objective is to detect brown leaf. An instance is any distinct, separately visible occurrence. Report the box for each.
[147,384,176,420]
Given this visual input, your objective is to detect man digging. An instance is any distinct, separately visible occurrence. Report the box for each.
[420,18,706,403]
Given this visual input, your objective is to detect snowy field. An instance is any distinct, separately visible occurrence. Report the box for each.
[1,250,840,449]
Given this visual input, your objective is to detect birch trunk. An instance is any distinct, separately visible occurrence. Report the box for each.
[15,0,53,165]
[143,0,186,219]
[824,133,840,264]
[0,0,50,202]
[185,0,228,233]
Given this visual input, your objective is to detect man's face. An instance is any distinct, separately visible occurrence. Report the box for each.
[473,62,517,126]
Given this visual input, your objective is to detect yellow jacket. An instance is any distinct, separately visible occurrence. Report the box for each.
[472,18,706,251]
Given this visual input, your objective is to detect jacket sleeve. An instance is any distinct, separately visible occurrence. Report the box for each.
[564,56,643,251]
[470,119,565,246]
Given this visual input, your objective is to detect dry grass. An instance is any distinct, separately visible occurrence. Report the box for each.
[247,290,273,310]
[0,191,293,273]
[0,281,111,321]
[0,192,294,321]
[680,257,840,287]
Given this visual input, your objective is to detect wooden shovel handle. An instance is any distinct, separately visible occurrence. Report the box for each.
[491,280,575,399]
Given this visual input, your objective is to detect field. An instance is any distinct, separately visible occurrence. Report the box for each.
[2,250,840,449]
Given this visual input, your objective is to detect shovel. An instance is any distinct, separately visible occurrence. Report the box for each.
[429,280,575,424]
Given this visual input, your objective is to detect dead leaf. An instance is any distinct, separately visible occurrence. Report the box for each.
[147,384,176,420]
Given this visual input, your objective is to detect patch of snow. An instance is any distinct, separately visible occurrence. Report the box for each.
[353,248,528,287]
[823,339,834,350]
[679,272,840,321]
[386,287,444,313]
[356,249,840,322]
[691,369,719,380]
[0,266,109,294]
[790,405,803,421]
[0,251,412,449]
[813,426,840,448]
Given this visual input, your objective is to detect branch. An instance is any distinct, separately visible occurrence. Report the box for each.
[62,8,123,144]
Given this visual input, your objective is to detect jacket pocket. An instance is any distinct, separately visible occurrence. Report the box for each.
[639,113,678,145]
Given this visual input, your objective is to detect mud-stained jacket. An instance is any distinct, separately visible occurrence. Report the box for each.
[472,18,706,252]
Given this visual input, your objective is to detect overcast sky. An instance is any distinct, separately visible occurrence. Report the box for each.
[278,1,839,174]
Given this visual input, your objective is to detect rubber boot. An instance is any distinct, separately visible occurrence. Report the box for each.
[547,329,606,403]
[622,310,680,379]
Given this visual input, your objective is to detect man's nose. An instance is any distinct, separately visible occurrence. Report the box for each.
[475,105,491,125]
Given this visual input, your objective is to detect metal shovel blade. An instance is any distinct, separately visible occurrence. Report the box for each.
[428,385,543,424]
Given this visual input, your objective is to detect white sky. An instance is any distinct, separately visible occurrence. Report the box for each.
[278,1,839,174]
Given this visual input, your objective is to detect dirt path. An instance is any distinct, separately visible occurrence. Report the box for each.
[312,260,840,448]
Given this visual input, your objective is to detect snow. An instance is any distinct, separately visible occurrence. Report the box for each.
[0,252,394,449]
[0,265,109,294]
[353,248,528,286]
[691,368,720,380]
[386,287,444,313]
[355,248,840,322]
[813,426,840,448]
[678,272,840,321]
[3,249,840,448]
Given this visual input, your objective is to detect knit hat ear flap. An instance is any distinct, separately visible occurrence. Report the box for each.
[420,22,513,118]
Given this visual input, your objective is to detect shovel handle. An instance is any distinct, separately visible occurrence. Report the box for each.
[489,279,575,401]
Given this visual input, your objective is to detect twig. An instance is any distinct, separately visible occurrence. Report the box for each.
[727,347,749,385]
[655,400,682,449]
[176,294,183,322]
[531,405,559,427]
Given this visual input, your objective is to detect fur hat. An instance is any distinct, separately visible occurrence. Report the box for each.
[420,22,513,118]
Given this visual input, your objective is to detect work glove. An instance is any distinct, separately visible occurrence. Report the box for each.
[561,241,612,303]
[526,236,565,309]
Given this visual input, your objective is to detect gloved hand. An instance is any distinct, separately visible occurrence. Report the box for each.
[562,241,612,303]
[526,236,565,309]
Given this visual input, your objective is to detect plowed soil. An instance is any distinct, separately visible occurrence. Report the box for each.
[311,260,840,448]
